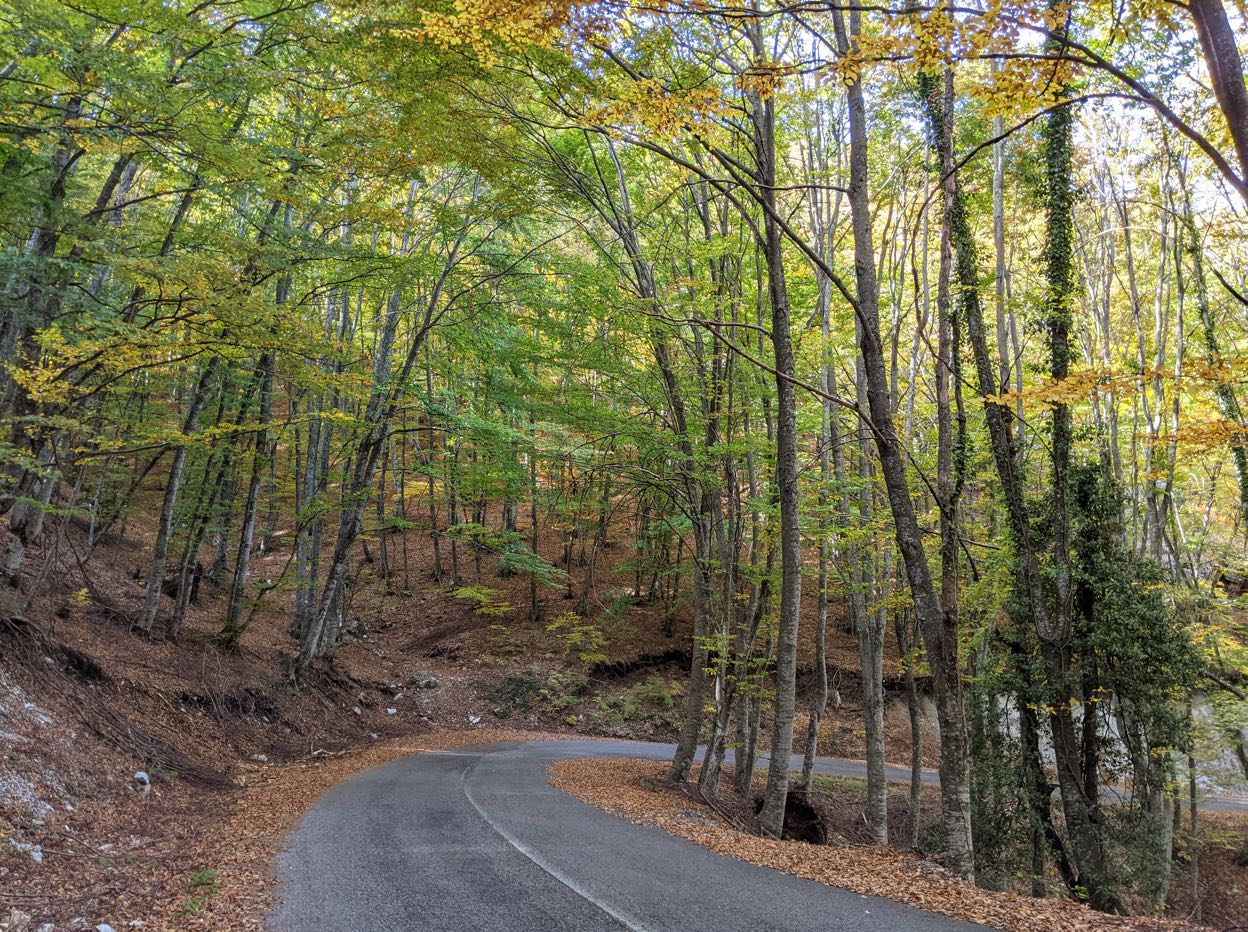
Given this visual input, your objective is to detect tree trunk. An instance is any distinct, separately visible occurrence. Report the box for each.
[748,25,803,838]
[137,358,217,633]
[832,5,973,876]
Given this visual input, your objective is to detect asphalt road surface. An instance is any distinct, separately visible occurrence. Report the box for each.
[270,739,983,932]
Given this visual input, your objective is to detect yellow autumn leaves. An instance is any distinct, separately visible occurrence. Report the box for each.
[587,79,725,139]
[406,0,582,66]
[984,358,1248,453]
[398,0,1088,123]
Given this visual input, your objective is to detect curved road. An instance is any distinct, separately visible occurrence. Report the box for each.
[270,737,1247,930]
[270,739,981,932]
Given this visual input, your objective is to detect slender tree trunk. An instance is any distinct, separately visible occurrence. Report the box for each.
[895,610,923,849]
[833,6,973,876]
[220,351,274,644]
[1040,23,1119,906]
[137,359,217,633]
[747,25,803,837]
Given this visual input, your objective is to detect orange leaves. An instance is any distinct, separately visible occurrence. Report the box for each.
[812,0,1082,112]
[1169,417,1248,455]
[550,758,1190,932]
[985,367,1111,408]
[910,3,960,73]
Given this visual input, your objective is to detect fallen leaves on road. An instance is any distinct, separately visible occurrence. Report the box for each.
[548,758,1201,932]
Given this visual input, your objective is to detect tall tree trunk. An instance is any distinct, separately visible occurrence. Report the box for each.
[832,6,974,876]
[1176,163,1248,532]
[220,351,275,645]
[855,353,888,845]
[1186,0,1248,204]
[748,20,803,839]
[1040,16,1119,908]
[137,358,217,633]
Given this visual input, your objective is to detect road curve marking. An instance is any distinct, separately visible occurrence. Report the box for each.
[459,755,655,932]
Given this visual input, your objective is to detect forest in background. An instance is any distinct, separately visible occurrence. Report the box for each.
[2,0,1248,921]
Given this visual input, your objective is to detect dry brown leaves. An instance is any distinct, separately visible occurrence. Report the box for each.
[548,758,1202,932]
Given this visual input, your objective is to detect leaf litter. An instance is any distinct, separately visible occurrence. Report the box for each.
[548,758,1208,932]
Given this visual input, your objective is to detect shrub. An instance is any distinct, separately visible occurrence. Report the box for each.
[454,585,512,617]
[593,676,683,731]
[546,611,607,665]
[487,669,590,717]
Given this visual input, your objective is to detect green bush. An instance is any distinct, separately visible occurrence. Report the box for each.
[592,676,682,730]
[487,671,541,713]
[487,669,590,716]
[454,585,512,617]
[541,671,590,711]
[546,611,607,665]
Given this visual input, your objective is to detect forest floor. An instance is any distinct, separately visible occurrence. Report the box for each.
[0,509,1243,929]
[550,757,1242,931]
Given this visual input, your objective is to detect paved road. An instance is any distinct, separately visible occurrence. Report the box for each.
[270,739,982,931]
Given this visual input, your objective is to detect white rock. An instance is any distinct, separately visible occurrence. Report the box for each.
[95,925,115,932]
[0,771,54,821]
[132,771,149,787]
[386,708,397,715]
[352,706,362,716]
[8,839,42,864]
[467,715,481,725]
[250,754,268,763]
[21,702,52,727]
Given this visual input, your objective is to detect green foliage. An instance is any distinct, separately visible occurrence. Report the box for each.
[994,464,1204,906]
[178,869,220,916]
[487,669,589,716]
[454,586,512,618]
[487,670,542,714]
[2,0,1245,916]
[1070,464,1200,760]
[966,693,1034,890]
[178,896,211,917]
[379,515,421,533]
[189,869,219,889]
[540,671,591,712]
[592,676,683,732]
[545,611,607,665]
[448,523,567,587]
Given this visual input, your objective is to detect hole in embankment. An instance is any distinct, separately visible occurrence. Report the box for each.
[755,790,827,844]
